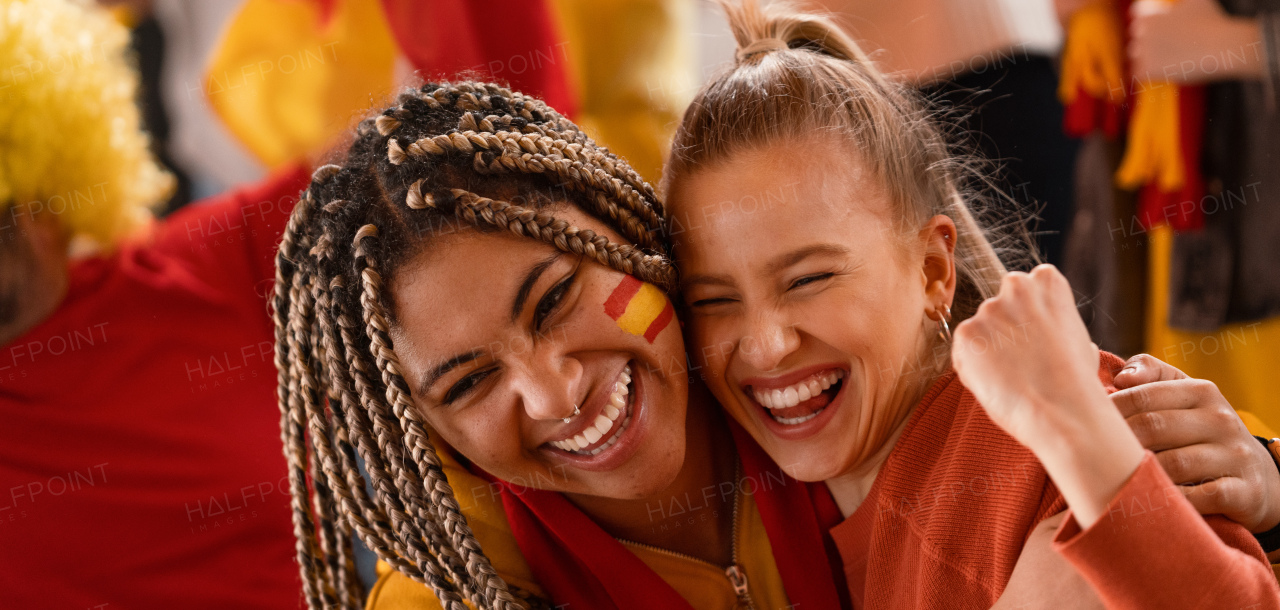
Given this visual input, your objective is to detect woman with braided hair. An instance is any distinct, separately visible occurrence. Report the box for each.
[274,13,1280,610]
[272,80,846,610]
[664,1,1280,609]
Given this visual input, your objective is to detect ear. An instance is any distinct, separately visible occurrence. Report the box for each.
[918,214,957,319]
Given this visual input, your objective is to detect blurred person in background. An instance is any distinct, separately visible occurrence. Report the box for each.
[1129,0,1280,435]
[1056,0,1280,433]
[0,0,310,606]
[0,0,694,605]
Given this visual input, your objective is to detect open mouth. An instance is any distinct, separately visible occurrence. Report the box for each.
[749,369,845,426]
[547,365,635,456]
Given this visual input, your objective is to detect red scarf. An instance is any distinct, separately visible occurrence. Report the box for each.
[485,424,846,609]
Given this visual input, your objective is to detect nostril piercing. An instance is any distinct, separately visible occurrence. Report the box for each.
[562,404,580,424]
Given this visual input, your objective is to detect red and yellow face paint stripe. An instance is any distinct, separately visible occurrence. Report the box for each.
[604,276,674,343]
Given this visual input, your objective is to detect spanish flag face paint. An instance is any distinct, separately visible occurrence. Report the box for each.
[604,275,675,343]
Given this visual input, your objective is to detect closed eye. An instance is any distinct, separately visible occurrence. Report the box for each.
[789,272,834,291]
[690,296,738,308]
[444,367,495,404]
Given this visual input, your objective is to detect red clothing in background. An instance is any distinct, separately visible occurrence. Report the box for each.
[831,353,1279,609]
[0,167,310,609]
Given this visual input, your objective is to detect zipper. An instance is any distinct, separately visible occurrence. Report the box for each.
[617,461,757,609]
[726,459,756,610]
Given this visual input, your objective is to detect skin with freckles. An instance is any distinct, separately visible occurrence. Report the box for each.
[389,205,688,500]
[388,204,737,564]
[670,135,956,509]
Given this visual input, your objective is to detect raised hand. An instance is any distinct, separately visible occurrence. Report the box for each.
[951,264,1145,528]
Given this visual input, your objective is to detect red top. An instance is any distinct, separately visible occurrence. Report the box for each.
[0,167,311,609]
[831,353,1279,609]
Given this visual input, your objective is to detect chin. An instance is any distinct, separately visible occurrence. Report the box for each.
[595,451,684,499]
[765,440,848,483]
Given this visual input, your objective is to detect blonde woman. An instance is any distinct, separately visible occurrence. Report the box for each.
[664,2,1280,608]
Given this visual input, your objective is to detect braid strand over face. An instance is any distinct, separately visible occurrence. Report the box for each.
[273,81,673,609]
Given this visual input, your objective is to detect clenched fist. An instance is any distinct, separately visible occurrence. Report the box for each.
[951,264,1145,528]
[951,265,1106,442]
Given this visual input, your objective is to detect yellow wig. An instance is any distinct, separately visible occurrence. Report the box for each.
[0,0,171,249]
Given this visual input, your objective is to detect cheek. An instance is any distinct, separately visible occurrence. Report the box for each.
[600,277,675,343]
[686,317,732,383]
[423,409,521,473]
[804,282,922,370]
[839,281,928,389]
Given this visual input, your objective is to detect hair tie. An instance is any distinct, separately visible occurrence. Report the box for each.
[736,38,788,62]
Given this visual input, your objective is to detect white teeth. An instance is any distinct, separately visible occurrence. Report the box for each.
[774,412,820,425]
[751,370,845,410]
[550,365,634,455]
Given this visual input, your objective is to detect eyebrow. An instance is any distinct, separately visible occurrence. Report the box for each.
[764,243,850,275]
[419,349,484,397]
[511,252,563,322]
[414,252,564,398]
[681,243,851,289]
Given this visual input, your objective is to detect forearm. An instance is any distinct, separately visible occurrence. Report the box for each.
[1053,455,1280,609]
[1025,390,1145,529]
[1217,16,1266,81]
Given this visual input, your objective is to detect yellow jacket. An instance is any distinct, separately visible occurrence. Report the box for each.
[365,450,792,610]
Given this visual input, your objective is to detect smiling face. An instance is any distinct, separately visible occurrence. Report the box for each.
[388,205,688,500]
[669,136,956,483]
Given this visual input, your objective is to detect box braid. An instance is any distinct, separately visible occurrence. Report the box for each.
[273,81,675,610]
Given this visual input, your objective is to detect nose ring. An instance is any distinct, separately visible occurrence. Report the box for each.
[563,404,580,424]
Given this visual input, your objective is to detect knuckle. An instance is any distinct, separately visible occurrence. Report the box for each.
[1130,411,1159,442]
[1229,441,1256,471]
[1165,451,1192,479]
[1207,402,1237,427]
[973,299,995,317]
[1131,384,1153,413]
[1129,353,1158,368]
[1190,378,1220,399]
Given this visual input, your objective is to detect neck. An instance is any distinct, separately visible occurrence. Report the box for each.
[565,380,737,566]
[823,411,910,517]
[824,365,942,517]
